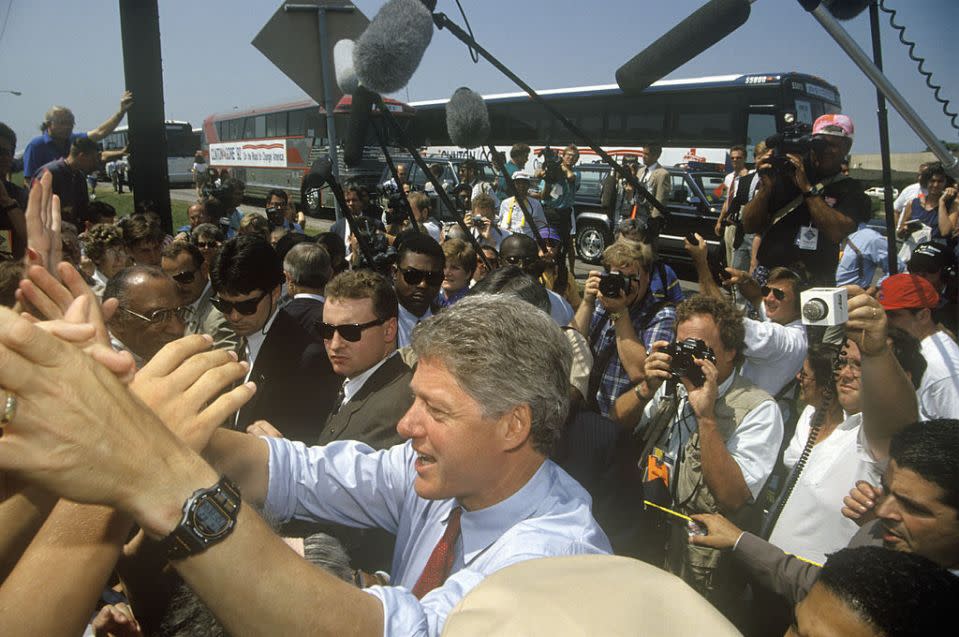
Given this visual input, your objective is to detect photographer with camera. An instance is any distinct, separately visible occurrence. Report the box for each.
[494,143,530,200]
[741,114,871,286]
[571,239,676,418]
[537,145,581,275]
[380,162,409,195]
[895,163,959,246]
[264,189,302,233]
[464,192,507,249]
[462,158,499,211]
[611,295,782,602]
[686,235,807,399]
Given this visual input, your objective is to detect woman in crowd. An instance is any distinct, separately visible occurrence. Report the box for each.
[897,163,959,245]
[80,223,131,296]
[435,238,475,308]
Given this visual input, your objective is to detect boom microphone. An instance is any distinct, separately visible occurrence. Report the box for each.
[446,87,491,150]
[344,85,377,168]
[616,0,751,95]
[333,39,359,95]
[353,0,434,95]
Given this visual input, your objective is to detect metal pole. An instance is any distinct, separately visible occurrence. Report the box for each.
[867,1,898,275]
[810,5,959,179]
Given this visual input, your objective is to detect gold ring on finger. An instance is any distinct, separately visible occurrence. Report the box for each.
[0,393,16,426]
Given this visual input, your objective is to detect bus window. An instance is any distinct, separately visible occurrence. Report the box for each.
[289,109,307,136]
[243,117,256,139]
[266,112,287,137]
[794,100,813,125]
[746,112,776,159]
[502,103,542,142]
[254,115,266,138]
[673,107,735,144]
[605,98,665,144]
[229,118,243,141]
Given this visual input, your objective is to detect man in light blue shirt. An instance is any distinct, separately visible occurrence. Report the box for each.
[835,223,905,290]
[146,294,608,636]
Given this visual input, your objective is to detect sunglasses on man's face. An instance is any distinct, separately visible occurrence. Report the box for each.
[318,317,387,342]
[171,270,198,285]
[119,305,190,325]
[761,286,786,301]
[503,254,538,267]
[195,241,219,249]
[211,291,269,316]
[400,267,444,287]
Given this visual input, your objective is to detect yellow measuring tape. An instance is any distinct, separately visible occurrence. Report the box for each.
[642,500,824,568]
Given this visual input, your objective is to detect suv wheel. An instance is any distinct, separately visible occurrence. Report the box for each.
[576,221,609,264]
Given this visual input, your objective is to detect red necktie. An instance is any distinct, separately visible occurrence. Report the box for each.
[411,507,462,599]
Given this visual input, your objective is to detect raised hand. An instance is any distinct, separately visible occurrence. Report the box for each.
[24,172,61,273]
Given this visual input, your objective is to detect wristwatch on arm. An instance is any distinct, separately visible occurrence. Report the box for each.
[160,476,241,560]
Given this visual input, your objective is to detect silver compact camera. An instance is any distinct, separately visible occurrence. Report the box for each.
[800,287,849,326]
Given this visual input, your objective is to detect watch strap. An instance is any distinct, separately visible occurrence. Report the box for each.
[162,476,241,561]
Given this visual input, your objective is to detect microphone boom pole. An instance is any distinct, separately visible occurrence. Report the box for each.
[431,12,668,221]
[370,117,421,233]
[322,166,379,268]
[373,95,493,271]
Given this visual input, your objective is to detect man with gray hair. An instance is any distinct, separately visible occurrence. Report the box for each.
[1,295,611,636]
[22,91,134,182]
[281,242,333,340]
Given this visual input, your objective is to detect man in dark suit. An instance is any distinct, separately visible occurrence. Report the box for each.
[318,269,413,449]
[281,241,332,350]
[210,235,337,443]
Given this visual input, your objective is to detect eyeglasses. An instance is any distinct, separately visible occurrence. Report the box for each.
[761,285,786,301]
[211,291,269,316]
[835,356,862,377]
[503,255,538,267]
[400,267,444,287]
[119,305,190,325]
[195,241,220,249]
[318,317,387,342]
[171,270,198,285]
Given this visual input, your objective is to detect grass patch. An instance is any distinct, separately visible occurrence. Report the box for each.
[12,172,190,230]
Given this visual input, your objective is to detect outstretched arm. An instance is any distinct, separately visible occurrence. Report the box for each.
[87,91,134,142]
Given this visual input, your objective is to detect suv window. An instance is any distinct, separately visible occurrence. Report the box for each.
[576,166,609,202]
[692,173,726,204]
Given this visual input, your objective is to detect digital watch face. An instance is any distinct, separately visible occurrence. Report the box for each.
[191,501,232,538]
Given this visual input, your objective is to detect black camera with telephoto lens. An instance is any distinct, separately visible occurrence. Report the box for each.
[664,338,716,388]
[762,119,827,176]
[599,271,632,298]
[266,206,286,229]
[471,215,486,228]
[383,189,412,227]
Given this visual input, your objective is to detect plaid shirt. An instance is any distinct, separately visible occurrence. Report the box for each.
[589,293,677,416]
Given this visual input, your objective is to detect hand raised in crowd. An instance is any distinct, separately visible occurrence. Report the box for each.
[129,335,253,451]
[688,513,744,550]
[92,602,143,637]
[721,267,763,303]
[844,285,888,357]
[24,172,61,273]
[841,480,883,526]
[637,340,673,400]
[119,90,135,113]
[0,310,252,510]
[684,232,709,265]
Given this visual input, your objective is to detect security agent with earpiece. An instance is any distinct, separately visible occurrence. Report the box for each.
[741,114,871,286]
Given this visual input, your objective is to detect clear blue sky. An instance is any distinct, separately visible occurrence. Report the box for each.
[0,0,956,156]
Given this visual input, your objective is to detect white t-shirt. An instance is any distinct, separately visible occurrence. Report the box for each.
[893,182,923,216]
[770,409,884,565]
[918,331,959,420]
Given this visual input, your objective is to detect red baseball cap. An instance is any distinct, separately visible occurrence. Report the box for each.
[812,113,854,140]
[878,273,940,310]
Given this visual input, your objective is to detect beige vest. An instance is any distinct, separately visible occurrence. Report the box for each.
[665,374,772,598]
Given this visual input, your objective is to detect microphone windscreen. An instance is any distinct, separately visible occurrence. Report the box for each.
[344,85,377,168]
[616,0,751,95]
[821,0,871,20]
[353,0,434,95]
[334,39,359,95]
[446,87,491,150]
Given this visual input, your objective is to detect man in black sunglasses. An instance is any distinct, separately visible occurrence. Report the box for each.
[103,266,187,366]
[392,232,445,348]
[162,241,236,351]
[210,235,334,442]
[687,234,808,405]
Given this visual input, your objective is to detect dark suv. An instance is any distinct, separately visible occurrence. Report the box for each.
[573,164,727,268]
[377,155,496,220]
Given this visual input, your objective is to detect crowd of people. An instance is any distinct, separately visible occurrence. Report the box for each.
[0,101,957,637]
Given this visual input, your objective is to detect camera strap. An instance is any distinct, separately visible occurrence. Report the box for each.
[769,174,849,228]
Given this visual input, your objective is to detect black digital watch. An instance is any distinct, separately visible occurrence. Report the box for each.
[161,476,241,560]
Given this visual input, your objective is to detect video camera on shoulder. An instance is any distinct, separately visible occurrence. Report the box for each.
[382,188,412,227]
[539,146,564,182]
[664,338,716,388]
[761,116,827,177]
[353,216,396,275]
